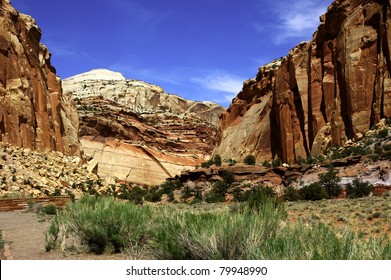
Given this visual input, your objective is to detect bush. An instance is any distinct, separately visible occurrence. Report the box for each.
[296,157,306,166]
[272,158,282,167]
[204,192,226,203]
[346,179,373,198]
[201,160,213,168]
[200,155,222,168]
[228,159,236,166]
[151,199,287,260]
[42,204,58,215]
[220,170,235,186]
[0,231,4,250]
[119,186,146,205]
[204,181,229,203]
[244,186,283,213]
[244,155,256,165]
[160,180,182,195]
[300,182,329,201]
[319,165,342,198]
[46,196,391,259]
[46,196,153,254]
[283,186,301,201]
[145,187,162,202]
[262,160,272,167]
[377,129,388,138]
[213,155,222,166]
[181,186,193,201]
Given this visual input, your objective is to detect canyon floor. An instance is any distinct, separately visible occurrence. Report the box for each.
[1,196,390,260]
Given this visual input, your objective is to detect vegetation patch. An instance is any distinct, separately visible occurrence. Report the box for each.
[0,230,4,250]
[46,195,391,259]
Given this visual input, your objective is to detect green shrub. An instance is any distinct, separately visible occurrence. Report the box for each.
[306,156,316,165]
[245,186,283,213]
[228,159,236,166]
[167,191,175,202]
[244,155,256,165]
[46,196,153,254]
[262,160,272,167]
[201,155,222,168]
[205,181,229,202]
[45,195,391,259]
[119,186,147,204]
[201,160,213,168]
[213,155,222,166]
[232,187,250,202]
[377,128,389,138]
[318,165,342,198]
[151,201,287,260]
[283,186,301,201]
[220,170,235,186]
[145,187,162,202]
[160,180,182,195]
[296,156,306,166]
[181,186,193,201]
[272,158,282,167]
[300,182,329,201]
[42,204,58,215]
[346,178,373,198]
[204,192,226,203]
[0,231,4,250]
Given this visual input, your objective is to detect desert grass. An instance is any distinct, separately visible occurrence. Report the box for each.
[46,195,391,259]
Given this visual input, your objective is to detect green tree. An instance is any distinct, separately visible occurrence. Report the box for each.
[244,155,256,165]
[319,165,342,198]
[300,182,329,201]
[213,154,222,166]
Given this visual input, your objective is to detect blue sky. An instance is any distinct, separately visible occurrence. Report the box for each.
[12,0,333,107]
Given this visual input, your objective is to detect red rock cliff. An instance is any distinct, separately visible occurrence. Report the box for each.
[215,0,391,164]
[0,0,80,155]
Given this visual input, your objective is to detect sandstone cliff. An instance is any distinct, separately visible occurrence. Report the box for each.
[63,70,225,185]
[215,0,391,164]
[0,0,80,156]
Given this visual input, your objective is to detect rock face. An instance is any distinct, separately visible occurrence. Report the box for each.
[0,0,80,156]
[63,69,225,185]
[215,0,391,164]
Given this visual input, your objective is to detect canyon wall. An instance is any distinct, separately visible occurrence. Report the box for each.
[215,0,391,163]
[63,69,225,185]
[0,0,80,155]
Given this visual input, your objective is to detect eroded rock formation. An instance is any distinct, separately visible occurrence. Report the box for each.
[215,0,391,163]
[0,0,80,155]
[63,70,225,185]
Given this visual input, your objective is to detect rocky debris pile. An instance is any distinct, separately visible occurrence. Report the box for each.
[215,0,391,164]
[0,0,80,156]
[0,142,115,198]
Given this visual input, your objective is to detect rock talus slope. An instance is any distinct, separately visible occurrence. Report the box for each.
[215,0,391,164]
[0,0,80,156]
[63,70,225,185]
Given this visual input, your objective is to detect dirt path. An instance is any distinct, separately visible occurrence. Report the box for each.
[0,211,55,259]
[0,211,132,260]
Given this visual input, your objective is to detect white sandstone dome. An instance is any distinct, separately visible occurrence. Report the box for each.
[64,69,126,82]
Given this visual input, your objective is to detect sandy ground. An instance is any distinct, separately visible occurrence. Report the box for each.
[0,211,134,260]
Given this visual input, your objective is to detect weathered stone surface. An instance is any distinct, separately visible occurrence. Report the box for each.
[0,0,80,156]
[63,69,224,127]
[216,0,391,163]
[63,70,225,185]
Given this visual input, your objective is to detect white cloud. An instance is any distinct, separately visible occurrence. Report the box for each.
[191,73,243,94]
[257,0,332,44]
[191,72,244,103]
